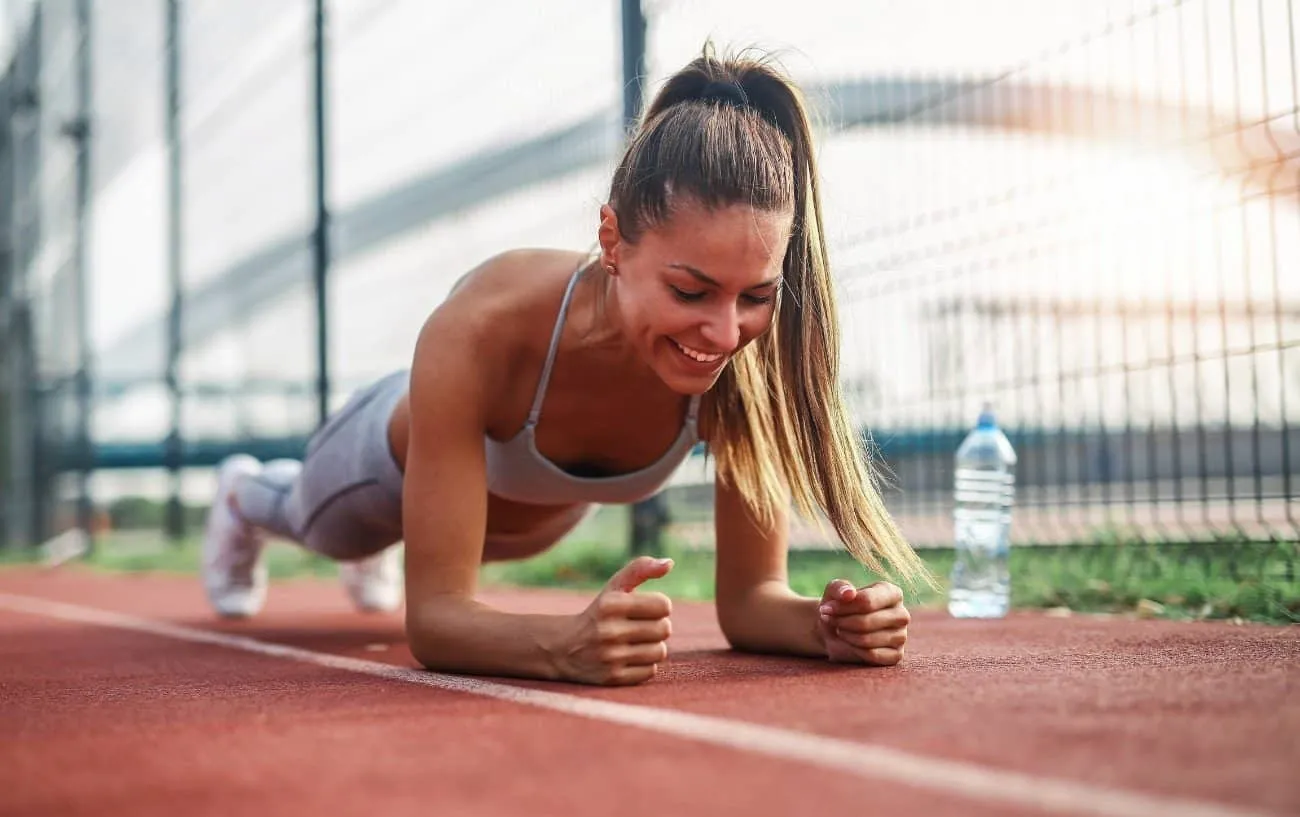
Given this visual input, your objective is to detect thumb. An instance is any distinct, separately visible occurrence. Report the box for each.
[606,556,674,593]
[821,578,857,606]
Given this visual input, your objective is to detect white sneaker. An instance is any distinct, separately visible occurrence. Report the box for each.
[339,546,404,613]
[202,455,268,618]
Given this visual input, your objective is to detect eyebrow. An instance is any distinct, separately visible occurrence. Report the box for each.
[668,263,782,290]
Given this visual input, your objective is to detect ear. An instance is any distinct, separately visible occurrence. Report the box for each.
[597,204,623,273]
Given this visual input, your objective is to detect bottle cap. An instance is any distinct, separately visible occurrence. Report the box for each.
[976,402,997,429]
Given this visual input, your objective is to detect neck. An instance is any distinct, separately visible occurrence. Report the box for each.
[578,269,677,398]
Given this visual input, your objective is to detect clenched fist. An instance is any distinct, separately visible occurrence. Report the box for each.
[551,556,674,686]
[817,579,910,666]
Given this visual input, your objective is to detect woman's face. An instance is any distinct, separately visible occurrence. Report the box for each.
[598,199,793,395]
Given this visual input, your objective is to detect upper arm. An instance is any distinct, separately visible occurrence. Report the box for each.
[713,472,791,614]
[401,305,496,604]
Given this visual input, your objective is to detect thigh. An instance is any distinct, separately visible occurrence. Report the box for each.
[295,481,403,561]
[291,372,409,559]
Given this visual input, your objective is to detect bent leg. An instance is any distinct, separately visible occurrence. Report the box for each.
[234,370,410,561]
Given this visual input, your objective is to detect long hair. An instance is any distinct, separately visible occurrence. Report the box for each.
[606,45,933,587]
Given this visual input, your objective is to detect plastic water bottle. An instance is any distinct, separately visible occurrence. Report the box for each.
[948,403,1017,618]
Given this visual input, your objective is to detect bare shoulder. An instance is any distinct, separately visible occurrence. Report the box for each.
[411,249,592,412]
[448,249,586,301]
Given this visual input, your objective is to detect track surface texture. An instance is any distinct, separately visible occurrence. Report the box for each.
[0,567,1296,817]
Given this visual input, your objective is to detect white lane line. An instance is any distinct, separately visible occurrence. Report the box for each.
[0,591,1279,817]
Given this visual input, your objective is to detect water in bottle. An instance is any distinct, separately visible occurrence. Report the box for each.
[948,403,1017,618]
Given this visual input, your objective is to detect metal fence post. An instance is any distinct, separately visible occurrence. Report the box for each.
[312,0,331,429]
[0,63,12,550]
[620,0,668,557]
[4,9,42,551]
[620,0,646,138]
[164,0,185,542]
[68,0,95,552]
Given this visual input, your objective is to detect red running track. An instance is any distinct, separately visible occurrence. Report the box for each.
[0,567,1296,817]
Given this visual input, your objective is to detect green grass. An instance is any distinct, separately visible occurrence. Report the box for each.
[4,507,1296,624]
[0,530,340,580]
[486,512,1300,624]
[479,536,1300,624]
[489,508,1300,624]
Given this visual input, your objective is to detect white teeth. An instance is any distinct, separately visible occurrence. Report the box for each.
[674,340,723,363]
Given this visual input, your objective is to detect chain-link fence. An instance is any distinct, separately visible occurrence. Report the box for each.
[666,0,1298,543]
[2,1,1296,609]
[3,0,94,548]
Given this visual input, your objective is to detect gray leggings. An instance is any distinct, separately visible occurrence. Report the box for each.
[234,370,409,561]
[235,369,595,562]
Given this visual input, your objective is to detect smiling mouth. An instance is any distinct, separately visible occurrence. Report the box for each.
[671,338,726,365]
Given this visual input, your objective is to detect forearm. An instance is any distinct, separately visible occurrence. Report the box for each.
[717,581,826,659]
[406,596,569,681]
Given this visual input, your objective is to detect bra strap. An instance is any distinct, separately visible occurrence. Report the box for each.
[526,266,585,426]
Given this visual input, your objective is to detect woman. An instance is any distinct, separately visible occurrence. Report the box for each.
[202,47,933,686]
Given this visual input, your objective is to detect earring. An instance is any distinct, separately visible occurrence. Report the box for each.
[605,263,618,276]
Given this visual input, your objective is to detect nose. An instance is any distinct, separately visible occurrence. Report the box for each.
[699,301,741,352]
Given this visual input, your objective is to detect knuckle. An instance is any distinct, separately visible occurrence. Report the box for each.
[869,648,899,666]
[607,664,654,687]
[841,629,869,647]
[838,616,866,635]
[596,593,624,617]
[626,557,646,571]
[596,622,621,644]
[650,592,673,617]
[875,582,902,605]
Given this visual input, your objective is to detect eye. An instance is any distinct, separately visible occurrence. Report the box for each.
[743,292,775,306]
[671,286,707,303]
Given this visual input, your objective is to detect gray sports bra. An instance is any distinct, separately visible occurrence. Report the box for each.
[484,266,702,506]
